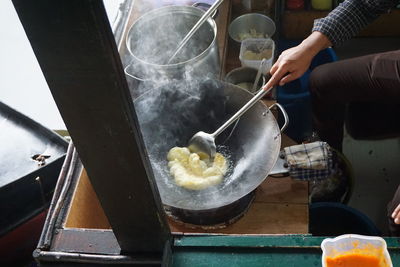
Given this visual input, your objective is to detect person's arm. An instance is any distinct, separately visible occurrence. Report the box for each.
[314,0,397,47]
[265,31,331,88]
[264,0,398,89]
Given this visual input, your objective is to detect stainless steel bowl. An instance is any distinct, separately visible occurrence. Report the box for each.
[225,67,266,94]
[228,13,276,44]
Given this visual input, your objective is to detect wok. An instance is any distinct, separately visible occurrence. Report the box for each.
[133,79,286,211]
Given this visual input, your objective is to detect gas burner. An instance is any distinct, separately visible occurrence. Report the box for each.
[164,190,255,229]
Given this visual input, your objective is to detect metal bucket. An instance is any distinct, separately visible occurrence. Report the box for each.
[125,5,220,82]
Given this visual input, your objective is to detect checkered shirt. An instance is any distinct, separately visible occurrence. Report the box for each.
[312,0,399,46]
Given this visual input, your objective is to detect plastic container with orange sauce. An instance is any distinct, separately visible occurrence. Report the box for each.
[321,234,393,267]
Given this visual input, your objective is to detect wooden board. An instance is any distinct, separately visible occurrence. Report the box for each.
[216,0,233,78]
[223,1,246,76]
[64,169,111,229]
[169,180,309,235]
[281,9,400,39]
[169,203,308,235]
[255,177,308,204]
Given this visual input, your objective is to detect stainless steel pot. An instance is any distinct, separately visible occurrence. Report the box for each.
[225,66,266,94]
[228,13,276,44]
[125,5,220,81]
[133,79,288,212]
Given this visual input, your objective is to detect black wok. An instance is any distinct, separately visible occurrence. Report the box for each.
[134,79,283,212]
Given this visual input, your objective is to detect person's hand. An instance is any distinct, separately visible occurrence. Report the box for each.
[392,204,400,224]
[265,44,314,89]
[264,31,332,89]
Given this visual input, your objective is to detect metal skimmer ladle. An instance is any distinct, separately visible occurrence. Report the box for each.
[167,0,224,64]
[188,77,273,159]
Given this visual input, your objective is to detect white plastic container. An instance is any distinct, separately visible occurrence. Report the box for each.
[321,234,393,267]
[239,38,275,72]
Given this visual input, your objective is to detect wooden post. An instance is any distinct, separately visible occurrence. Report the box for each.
[12,0,171,254]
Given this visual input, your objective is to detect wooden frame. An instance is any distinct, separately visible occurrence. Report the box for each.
[12,0,170,254]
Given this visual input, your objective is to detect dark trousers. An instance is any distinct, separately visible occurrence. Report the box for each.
[309,50,400,152]
[309,50,400,235]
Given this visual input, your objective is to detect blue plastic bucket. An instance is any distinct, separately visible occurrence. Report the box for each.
[309,202,381,236]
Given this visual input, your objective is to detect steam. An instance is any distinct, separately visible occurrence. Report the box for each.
[125,1,221,152]
[125,2,217,85]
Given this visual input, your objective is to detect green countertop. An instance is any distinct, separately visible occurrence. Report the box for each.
[171,235,400,266]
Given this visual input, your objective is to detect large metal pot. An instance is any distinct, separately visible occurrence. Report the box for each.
[125,5,220,81]
[133,79,287,225]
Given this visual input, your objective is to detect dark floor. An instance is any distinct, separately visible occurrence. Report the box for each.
[335,37,400,234]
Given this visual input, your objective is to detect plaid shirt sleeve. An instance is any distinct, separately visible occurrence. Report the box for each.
[312,0,398,46]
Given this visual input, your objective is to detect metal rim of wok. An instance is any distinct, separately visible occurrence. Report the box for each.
[133,79,281,211]
[125,5,218,69]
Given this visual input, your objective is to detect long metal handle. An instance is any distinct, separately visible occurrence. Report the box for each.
[212,85,273,137]
[167,0,224,64]
[192,2,219,19]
